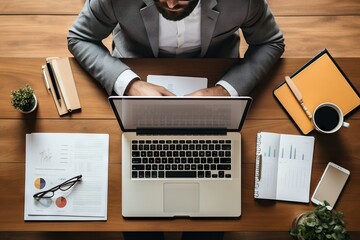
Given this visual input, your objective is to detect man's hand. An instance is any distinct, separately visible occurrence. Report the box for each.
[186,85,230,96]
[125,80,176,96]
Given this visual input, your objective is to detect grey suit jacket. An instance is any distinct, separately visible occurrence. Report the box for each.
[68,0,284,95]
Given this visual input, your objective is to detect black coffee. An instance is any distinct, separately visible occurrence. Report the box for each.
[314,106,340,131]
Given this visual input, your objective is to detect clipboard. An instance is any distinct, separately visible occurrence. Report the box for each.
[42,57,81,116]
[273,49,360,134]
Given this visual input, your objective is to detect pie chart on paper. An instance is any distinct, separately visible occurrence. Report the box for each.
[55,196,67,208]
[34,177,46,189]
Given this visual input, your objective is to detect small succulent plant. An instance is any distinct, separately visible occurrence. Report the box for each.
[11,84,36,112]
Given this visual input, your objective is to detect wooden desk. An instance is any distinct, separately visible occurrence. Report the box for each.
[0,58,359,233]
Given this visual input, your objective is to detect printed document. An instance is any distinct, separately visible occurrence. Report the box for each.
[24,133,109,221]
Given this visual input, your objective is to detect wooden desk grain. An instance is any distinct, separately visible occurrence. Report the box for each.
[0,58,359,232]
[1,0,360,15]
[1,15,360,58]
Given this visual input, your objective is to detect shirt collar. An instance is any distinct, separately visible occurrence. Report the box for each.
[189,0,201,18]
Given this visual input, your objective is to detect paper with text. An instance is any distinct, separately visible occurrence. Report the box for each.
[24,133,109,221]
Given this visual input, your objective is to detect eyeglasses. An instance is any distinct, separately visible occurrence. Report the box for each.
[33,175,82,200]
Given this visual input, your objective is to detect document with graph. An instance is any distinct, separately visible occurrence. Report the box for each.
[254,132,315,203]
[24,133,109,221]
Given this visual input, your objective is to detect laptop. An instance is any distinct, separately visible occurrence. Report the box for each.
[109,96,252,217]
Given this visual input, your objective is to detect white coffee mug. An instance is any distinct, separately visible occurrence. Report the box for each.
[312,102,350,134]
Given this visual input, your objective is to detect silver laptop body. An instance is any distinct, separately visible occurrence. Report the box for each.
[109,96,252,217]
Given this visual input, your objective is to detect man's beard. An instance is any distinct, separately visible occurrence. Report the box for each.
[154,0,199,21]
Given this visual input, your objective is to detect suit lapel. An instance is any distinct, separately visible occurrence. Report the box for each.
[140,0,159,57]
[201,0,219,57]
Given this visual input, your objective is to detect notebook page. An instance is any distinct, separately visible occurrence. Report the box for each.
[276,134,315,202]
[255,132,280,200]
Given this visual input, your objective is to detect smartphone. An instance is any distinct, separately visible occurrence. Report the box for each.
[311,162,350,209]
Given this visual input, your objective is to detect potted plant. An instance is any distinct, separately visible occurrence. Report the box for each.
[11,84,38,113]
[290,201,350,240]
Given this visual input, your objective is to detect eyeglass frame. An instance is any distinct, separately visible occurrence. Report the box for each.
[33,174,82,200]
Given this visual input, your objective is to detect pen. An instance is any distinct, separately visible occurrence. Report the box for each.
[46,62,62,107]
[285,76,312,119]
[41,65,50,93]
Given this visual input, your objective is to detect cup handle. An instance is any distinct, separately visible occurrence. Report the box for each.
[343,121,350,128]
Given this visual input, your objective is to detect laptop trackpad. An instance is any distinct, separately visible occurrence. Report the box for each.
[164,183,200,213]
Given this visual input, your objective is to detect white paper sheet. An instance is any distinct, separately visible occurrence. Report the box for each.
[24,133,109,221]
[147,75,208,96]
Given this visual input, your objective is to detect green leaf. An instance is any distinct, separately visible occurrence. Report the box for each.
[315,226,323,233]
[333,225,343,233]
[306,218,317,227]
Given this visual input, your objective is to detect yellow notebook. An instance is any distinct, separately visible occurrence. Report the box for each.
[274,50,360,134]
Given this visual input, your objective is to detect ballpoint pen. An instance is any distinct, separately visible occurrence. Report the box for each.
[285,76,312,119]
[46,62,62,107]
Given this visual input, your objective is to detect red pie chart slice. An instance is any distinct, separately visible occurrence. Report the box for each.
[55,197,67,208]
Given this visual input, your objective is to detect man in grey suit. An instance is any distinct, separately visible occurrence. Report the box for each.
[68,0,284,97]
[68,1,283,239]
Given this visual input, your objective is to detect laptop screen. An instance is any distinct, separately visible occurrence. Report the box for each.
[109,96,252,132]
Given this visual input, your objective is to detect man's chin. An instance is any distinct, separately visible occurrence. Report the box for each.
[154,0,199,21]
[160,11,191,21]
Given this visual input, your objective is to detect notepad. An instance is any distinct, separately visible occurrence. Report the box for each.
[274,49,360,134]
[254,132,315,203]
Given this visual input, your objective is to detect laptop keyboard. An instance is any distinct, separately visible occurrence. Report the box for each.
[131,139,232,179]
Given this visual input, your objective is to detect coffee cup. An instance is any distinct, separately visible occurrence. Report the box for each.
[312,102,350,134]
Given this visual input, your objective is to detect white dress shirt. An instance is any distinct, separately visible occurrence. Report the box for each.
[158,0,201,54]
[114,0,238,96]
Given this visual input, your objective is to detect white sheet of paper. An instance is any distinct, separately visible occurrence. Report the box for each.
[24,133,109,221]
[276,134,314,202]
[147,75,208,96]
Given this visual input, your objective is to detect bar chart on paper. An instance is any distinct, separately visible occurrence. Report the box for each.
[278,135,314,162]
[260,133,313,161]
[254,132,315,202]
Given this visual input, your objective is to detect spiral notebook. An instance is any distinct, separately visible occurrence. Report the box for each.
[254,132,315,203]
